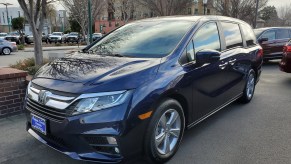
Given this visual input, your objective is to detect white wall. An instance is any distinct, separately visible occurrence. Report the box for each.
[0,7,24,25]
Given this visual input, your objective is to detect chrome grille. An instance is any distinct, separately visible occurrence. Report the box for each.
[26,98,67,122]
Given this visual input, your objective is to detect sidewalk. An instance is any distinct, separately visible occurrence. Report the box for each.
[23,46,86,52]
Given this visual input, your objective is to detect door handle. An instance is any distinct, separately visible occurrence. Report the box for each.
[229,59,237,65]
[219,62,228,69]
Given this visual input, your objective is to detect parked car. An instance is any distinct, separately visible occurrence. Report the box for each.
[0,33,7,40]
[92,33,103,41]
[279,40,291,73]
[255,27,291,62]
[25,33,34,44]
[65,32,80,43]
[25,16,262,163]
[42,33,49,43]
[0,39,18,55]
[4,32,21,44]
[48,32,65,43]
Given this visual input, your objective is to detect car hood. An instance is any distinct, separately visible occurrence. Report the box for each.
[33,53,161,92]
[67,35,78,37]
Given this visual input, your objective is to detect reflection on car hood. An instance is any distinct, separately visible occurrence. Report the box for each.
[34,52,161,86]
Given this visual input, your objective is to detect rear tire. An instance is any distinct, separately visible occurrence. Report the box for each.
[144,99,185,164]
[239,69,256,103]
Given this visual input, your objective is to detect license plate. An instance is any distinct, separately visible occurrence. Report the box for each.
[31,114,47,135]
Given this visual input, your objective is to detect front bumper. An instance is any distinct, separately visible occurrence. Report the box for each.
[24,93,146,163]
[263,53,282,60]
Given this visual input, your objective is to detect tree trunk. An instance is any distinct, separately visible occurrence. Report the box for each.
[32,28,43,65]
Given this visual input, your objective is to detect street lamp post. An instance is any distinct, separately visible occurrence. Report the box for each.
[0,3,13,32]
[203,0,208,15]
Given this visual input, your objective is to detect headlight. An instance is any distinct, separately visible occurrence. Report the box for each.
[73,90,131,115]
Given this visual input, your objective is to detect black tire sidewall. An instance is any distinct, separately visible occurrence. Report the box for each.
[145,99,185,163]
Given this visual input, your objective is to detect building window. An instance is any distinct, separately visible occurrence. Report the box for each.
[188,8,192,15]
[194,9,198,15]
[207,9,210,14]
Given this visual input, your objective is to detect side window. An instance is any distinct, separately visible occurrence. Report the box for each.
[193,22,220,53]
[186,40,195,61]
[180,40,194,64]
[261,30,275,41]
[221,22,243,49]
[276,29,289,39]
[241,24,257,47]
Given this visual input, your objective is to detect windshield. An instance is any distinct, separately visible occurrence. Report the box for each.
[254,29,265,38]
[89,20,194,58]
[70,32,78,35]
[52,33,62,36]
[0,33,7,36]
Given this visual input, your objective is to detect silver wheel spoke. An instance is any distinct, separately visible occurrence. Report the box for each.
[170,128,180,138]
[167,111,178,127]
[160,114,167,129]
[155,132,166,146]
[163,135,170,154]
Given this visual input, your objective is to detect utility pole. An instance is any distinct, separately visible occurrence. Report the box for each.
[0,3,13,32]
[254,0,259,28]
[88,0,93,44]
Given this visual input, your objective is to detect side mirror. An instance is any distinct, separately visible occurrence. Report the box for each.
[196,49,221,65]
[258,37,268,43]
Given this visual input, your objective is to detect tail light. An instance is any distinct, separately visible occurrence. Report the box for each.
[257,48,263,58]
[11,42,16,46]
[283,45,291,52]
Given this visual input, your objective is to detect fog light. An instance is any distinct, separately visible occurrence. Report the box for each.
[107,137,117,145]
[115,147,120,154]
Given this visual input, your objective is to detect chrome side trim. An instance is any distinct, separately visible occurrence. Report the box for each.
[187,93,243,129]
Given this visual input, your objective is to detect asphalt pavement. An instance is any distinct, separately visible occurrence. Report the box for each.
[0,61,291,164]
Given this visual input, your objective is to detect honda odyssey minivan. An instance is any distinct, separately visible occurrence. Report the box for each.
[25,16,263,163]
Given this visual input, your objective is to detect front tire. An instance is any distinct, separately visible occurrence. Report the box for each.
[239,69,256,103]
[2,47,11,55]
[144,99,185,163]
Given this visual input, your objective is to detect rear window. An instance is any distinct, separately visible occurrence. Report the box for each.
[221,22,243,49]
[241,24,257,47]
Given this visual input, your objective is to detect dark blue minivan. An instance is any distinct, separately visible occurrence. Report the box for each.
[25,16,262,163]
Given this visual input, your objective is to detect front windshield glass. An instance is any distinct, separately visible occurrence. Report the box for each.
[70,32,78,35]
[52,33,61,36]
[89,20,194,58]
[0,33,7,36]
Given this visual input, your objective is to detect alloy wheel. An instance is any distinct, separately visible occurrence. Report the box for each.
[2,48,11,55]
[154,109,181,155]
[246,73,255,99]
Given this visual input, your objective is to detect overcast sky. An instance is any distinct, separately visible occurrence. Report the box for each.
[2,0,291,11]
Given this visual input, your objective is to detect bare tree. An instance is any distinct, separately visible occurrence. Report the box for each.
[117,0,136,22]
[278,3,291,26]
[61,0,106,42]
[212,0,268,26]
[138,0,193,16]
[18,0,56,65]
